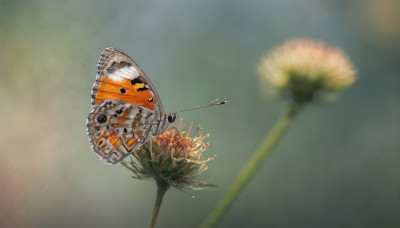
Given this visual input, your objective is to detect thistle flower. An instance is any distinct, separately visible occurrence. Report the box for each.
[257,39,356,103]
[123,119,215,227]
[122,119,215,190]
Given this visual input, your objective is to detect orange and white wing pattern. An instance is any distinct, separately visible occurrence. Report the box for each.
[91,47,163,113]
[87,100,155,164]
[87,47,167,164]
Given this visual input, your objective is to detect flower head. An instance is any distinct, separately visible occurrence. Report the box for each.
[122,119,215,190]
[257,39,356,103]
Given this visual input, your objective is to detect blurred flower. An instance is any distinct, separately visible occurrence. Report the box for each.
[122,119,215,190]
[257,39,356,103]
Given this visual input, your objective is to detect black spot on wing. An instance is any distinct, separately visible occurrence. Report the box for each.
[131,78,142,85]
[137,87,148,91]
[97,114,107,123]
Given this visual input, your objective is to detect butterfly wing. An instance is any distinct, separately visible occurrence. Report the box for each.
[87,47,165,164]
[87,100,155,164]
[91,47,164,114]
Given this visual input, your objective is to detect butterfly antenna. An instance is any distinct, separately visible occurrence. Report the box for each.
[175,99,227,114]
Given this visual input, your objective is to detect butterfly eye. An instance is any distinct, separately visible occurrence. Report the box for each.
[97,114,108,123]
[167,114,176,123]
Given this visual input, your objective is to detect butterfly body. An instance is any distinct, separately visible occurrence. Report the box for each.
[87,47,175,164]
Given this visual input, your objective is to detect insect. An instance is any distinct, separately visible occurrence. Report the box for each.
[87,47,225,164]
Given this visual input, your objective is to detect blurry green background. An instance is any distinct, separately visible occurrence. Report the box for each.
[1,0,399,227]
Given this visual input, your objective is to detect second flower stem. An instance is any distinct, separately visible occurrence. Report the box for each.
[201,101,304,228]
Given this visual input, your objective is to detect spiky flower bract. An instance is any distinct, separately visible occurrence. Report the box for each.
[257,39,356,103]
[122,119,215,190]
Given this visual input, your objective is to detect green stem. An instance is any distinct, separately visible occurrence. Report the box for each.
[148,179,170,228]
[201,101,304,228]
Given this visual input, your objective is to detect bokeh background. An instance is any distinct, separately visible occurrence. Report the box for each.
[1,0,399,227]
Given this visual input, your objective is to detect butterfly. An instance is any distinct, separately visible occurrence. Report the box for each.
[87,47,225,164]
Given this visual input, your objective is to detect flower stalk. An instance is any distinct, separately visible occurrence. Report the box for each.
[201,101,304,228]
[149,179,170,228]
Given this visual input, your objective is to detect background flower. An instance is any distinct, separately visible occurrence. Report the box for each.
[258,39,356,103]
